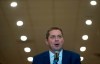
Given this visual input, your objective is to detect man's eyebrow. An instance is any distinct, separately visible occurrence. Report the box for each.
[50,35,55,36]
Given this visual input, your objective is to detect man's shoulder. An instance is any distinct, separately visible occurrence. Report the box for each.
[33,51,50,63]
[34,51,49,58]
[63,50,80,56]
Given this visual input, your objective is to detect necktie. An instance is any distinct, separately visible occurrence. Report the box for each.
[53,59,58,64]
[53,52,59,64]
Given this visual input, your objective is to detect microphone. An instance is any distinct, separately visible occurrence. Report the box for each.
[54,51,59,62]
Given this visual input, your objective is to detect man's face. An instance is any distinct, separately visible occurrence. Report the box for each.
[46,30,64,51]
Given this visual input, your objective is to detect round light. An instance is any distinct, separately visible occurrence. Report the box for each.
[27,57,33,62]
[24,47,31,53]
[16,20,23,26]
[20,35,27,41]
[82,35,88,40]
[80,46,86,52]
[85,20,92,25]
[80,56,84,61]
[90,1,97,5]
[10,2,17,7]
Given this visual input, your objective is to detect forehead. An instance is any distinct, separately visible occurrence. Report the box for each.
[49,30,62,35]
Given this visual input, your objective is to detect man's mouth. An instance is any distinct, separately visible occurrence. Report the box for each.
[54,44,59,46]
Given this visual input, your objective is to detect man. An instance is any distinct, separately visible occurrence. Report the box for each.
[32,27,81,64]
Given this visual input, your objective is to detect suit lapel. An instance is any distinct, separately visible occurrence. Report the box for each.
[62,50,70,64]
[43,51,50,64]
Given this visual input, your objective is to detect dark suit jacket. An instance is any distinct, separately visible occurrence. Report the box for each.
[32,50,81,64]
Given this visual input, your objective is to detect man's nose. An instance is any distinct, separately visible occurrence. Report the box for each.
[55,37,59,41]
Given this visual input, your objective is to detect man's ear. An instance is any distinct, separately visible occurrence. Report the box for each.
[45,39,48,45]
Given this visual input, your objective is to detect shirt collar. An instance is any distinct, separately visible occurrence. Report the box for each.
[49,50,54,58]
[49,49,63,57]
[49,49,63,64]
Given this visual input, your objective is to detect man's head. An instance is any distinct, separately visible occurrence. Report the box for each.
[45,27,64,52]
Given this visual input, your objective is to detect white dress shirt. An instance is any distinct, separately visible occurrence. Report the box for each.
[49,50,63,64]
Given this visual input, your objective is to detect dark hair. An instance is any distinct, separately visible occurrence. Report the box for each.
[46,27,63,40]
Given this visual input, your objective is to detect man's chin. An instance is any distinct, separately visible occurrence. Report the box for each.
[54,48,62,51]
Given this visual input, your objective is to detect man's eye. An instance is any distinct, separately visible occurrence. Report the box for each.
[58,35,62,38]
[49,35,63,39]
[50,36,55,39]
